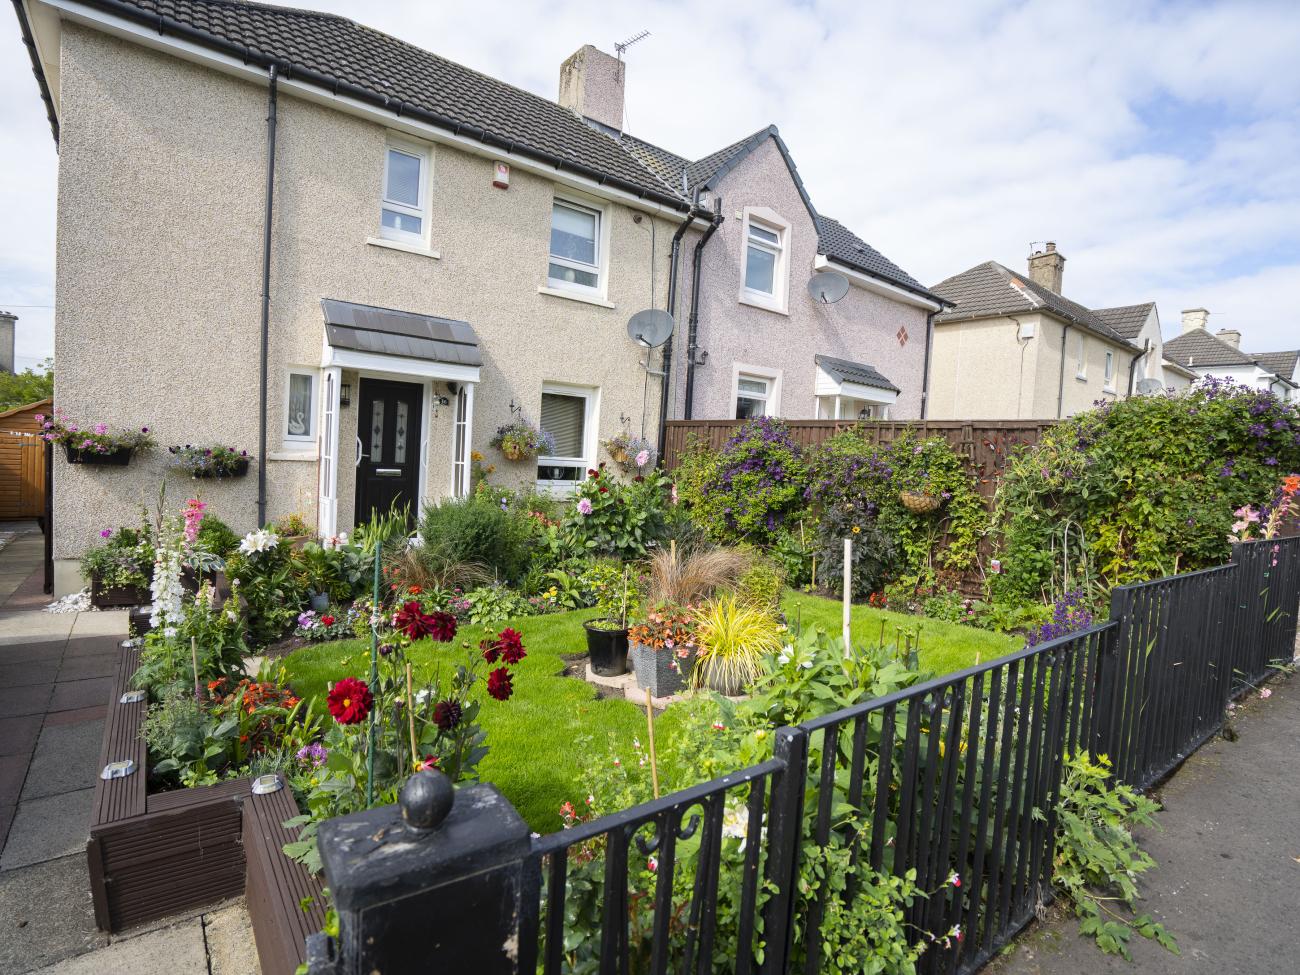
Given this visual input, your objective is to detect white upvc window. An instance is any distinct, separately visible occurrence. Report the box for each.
[1075,333,1087,380]
[548,198,604,294]
[1104,350,1115,390]
[537,383,599,493]
[380,140,430,244]
[283,369,318,447]
[733,364,783,419]
[740,208,790,313]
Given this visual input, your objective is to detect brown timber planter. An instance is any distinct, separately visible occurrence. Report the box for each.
[89,576,150,609]
[90,643,324,972]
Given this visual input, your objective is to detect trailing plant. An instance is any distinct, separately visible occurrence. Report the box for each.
[600,431,656,473]
[490,418,554,461]
[80,524,154,590]
[37,408,154,455]
[1046,753,1176,959]
[167,443,251,478]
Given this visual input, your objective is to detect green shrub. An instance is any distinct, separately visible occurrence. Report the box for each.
[196,514,240,559]
[560,465,673,560]
[734,552,785,611]
[417,494,534,583]
[80,525,154,590]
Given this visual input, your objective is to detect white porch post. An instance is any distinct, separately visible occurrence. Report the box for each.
[460,382,476,497]
[318,366,343,538]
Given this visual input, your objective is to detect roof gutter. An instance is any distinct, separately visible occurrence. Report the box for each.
[57,0,694,213]
[257,64,278,529]
[11,0,59,143]
[683,200,724,420]
[656,204,706,460]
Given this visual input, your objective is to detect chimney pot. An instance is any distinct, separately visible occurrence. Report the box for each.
[1027,243,1065,294]
[0,311,15,375]
[1181,308,1209,333]
[558,45,625,131]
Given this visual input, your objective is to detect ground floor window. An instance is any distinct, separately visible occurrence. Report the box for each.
[733,366,782,419]
[284,369,317,448]
[537,383,597,493]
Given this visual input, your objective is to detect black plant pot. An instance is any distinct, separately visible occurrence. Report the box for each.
[65,444,134,466]
[189,458,251,479]
[584,620,630,677]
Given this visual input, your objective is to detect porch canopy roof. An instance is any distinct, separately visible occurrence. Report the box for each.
[320,298,482,382]
[814,354,899,404]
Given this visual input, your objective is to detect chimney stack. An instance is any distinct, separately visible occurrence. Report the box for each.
[0,312,15,375]
[1027,242,1065,294]
[558,45,625,131]
[1181,308,1209,333]
[1216,328,1241,350]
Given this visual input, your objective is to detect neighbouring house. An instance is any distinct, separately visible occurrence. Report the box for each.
[1163,309,1299,402]
[1089,302,1197,393]
[12,0,940,586]
[926,244,1148,419]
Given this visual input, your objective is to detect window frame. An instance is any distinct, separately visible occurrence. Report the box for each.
[1103,350,1115,390]
[379,138,431,246]
[732,363,783,419]
[1074,333,1087,380]
[547,196,607,298]
[283,369,319,448]
[536,382,600,494]
[739,207,791,314]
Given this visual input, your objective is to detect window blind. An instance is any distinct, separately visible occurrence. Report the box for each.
[541,393,585,458]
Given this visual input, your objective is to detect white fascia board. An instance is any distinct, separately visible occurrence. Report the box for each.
[25,1,62,114]
[839,380,897,405]
[321,345,481,384]
[34,0,708,225]
[813,255,942,311]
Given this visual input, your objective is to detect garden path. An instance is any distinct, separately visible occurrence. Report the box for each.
[991,670,1300,975]
[0,524,257,975]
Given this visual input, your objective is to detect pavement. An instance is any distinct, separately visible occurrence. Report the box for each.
[0,522,258,975]
[990,670,1300,975]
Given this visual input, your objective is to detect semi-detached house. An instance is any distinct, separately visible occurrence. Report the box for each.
[12,0,943,585]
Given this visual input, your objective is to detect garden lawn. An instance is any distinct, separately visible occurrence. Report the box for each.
[280,596,1019,832]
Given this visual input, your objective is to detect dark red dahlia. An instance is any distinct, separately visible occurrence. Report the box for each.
[497,627,526,665]
[394,600,436,639]
[327,676,372,725]
[428,610,458,643]
[486,666,514,701]
[433,699,462,730]
[480,637,500,663]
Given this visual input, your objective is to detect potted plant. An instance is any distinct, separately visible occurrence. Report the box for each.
[600,432,656,473]
[691,593,783,696]
[168,444,252,478]
[81,526,155,607]
[583,565,638,677]
[489,419,554,462]
[627,603,697,697]
[273,513,314,549]
[38,410,154,466]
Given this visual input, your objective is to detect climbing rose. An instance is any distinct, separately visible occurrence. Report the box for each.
[497,627,526,664]
[486,666,514,701]
[327,677,372,725]
[433,699,462,730]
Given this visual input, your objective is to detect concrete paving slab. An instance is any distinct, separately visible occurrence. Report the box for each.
[0,804,12,851]
[48,678,112,713]
[0,715,43,756]
[0,643,64,663]
[0,684,53,718]
[43,705,107,727]
[69,612,130,638]
[0,788,93,871]
[30,919,207,975]
[204,900,261,975]
[56,655,117,682]
[62,635,124,658]
[0,755,28,804]
[0,854,106,975]
[0,615,73,644]
[20,721,103,801]
[0,661,61,687]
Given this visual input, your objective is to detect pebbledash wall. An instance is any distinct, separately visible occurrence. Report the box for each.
[667,136,931,422]
[51,23,679,578]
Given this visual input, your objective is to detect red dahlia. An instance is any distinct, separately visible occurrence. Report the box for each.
[394,601,435,639]
[497,627,526,665]
[486,666,514,701]
[433,699,462,730]
[480,637,500,663]
[327,676,373,725]
[428,610,458,643]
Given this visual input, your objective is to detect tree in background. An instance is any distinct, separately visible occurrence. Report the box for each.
[0,358,53,411]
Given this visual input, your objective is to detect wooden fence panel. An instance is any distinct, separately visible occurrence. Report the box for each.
[0,433,47,519]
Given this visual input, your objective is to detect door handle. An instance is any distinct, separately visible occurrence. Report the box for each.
[376,468,402,476]
[356,436,365,467]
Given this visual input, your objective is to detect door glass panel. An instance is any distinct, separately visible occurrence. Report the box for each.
[370,399,385,463]
[394,401,409,465]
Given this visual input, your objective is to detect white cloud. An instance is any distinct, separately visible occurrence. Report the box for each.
[2,0,1297,366]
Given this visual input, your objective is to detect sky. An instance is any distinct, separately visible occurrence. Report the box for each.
[2,0,1298,372]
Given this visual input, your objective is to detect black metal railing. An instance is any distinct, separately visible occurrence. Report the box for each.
[507,536,1300,975]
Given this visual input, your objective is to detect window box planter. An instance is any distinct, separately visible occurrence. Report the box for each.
[89,576,150,609]
[630,642,692,697]
[190,457,250,479]
[583,620,629,677]
[64,444,135,466]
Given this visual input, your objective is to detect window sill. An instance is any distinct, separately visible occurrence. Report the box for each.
[269,449,318,462]
[1102,386,1117,396]
[739,293,788,316]
[538,286,615,309]
[1075,373,1088,383]
[366,236,441,260]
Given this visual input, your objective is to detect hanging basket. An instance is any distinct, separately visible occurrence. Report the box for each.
[501,443,528,462]
[900,490,941,514]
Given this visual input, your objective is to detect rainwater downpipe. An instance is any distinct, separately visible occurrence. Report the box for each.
[257,65,279,529]
[656,204,703,460]
[919,310,936,419]
[1056,322,1073,419]
[683,200,724,420]
[1126,339,1150,397]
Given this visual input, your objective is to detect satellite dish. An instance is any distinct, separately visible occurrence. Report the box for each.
[807,270,850,304]
[627,309,674,348]
[1136,378,1164,395]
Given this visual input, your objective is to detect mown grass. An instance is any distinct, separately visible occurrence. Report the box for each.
[280,592,1019,831]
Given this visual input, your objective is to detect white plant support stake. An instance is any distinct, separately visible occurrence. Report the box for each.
[843,537,853,657]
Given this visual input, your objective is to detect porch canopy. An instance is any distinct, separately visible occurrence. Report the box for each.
[814,354,899,419]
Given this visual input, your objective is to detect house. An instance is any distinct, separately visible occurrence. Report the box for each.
[926,244,1148,419]
[1164,310,1299,402]
[12,0,937,585]
[1089,302,1197,393]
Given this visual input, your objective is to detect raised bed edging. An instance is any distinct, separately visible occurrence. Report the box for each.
[89,641,323,973]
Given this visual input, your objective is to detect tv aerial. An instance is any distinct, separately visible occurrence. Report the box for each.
[615,30,650,59]
[807,270,850,304]
[627,309,674,348]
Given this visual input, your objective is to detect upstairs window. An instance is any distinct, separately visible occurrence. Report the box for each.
[745,223,781,295]
[548,199,602,293]
[1104,350,1115,389]
[1075,334,1087,379]
[381,141,429,243]
[740,208,790,312]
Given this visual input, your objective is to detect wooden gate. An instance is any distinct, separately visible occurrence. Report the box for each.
[0,398,51,520]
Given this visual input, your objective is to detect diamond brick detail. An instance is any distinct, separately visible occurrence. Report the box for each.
[897,326,909,346]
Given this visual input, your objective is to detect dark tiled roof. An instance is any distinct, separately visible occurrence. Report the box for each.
[816,217,935,299]
[1093,303,1154,341]
[321,298,481,366]
[1253,350,1299,380]
[815,354,900,394]
[1162,329,1255,367]
[931,262,1138,349]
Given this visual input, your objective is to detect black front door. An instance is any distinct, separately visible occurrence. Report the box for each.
[355,378,423,526]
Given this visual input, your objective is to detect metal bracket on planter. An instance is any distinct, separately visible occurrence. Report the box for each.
[119,690,146,704]
[101,760,137,780]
